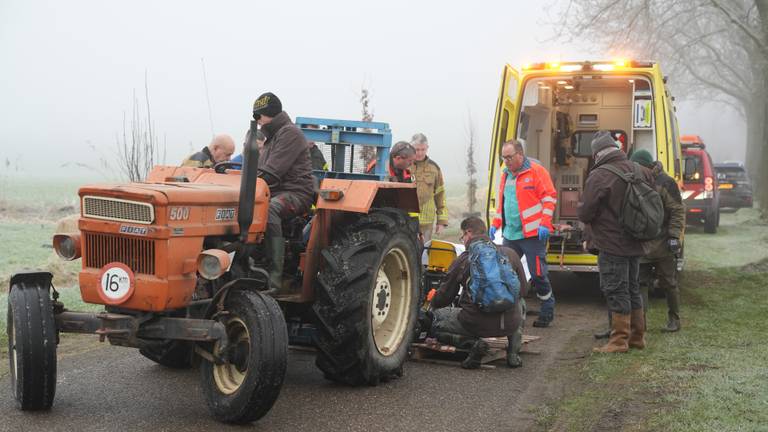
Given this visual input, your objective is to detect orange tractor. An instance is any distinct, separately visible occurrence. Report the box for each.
[6,118,421,423]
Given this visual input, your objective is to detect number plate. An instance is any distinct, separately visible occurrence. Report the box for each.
[97,263,136,305]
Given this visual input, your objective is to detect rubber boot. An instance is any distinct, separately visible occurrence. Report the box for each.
[662,289,681,332]
[266,236,285,292]
[594,311,612,339]
[461,339,490,369]
[506,332,523,368]
[628,308,646,349]
[593,313,630,353]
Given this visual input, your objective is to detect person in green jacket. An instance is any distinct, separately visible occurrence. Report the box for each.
[631,149,685,332]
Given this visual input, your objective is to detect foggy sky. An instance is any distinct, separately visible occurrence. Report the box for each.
[0,0,747,181]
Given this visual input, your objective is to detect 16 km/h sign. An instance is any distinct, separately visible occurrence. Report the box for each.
[97,262,136,305]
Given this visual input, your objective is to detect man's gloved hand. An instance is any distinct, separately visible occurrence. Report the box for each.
[489,226,497,239]
[538,225,550,241]
[668,238,681,254]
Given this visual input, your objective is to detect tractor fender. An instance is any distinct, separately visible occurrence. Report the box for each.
[9,271,53,290]
[315,179,419,214]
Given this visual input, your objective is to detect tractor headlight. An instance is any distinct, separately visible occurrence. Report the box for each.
[53,234,81,261]
[196,249,232,280]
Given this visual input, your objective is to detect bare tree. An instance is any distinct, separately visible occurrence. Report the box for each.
[551,0,768,217]
[465,109,479,216]
[116,72,166,182]
[358,85,377,167]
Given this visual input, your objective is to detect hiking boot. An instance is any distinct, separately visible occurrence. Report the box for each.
[461,339,490,369]
[533,314,553,328]
[594,311,612,339]
[628,309,646,349]
[593,328,611,339]
[661,317,681,332]
[593,313,630,354]
[533,296,555,327]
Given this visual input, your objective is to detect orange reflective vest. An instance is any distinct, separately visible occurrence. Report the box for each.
[492,159,557,238]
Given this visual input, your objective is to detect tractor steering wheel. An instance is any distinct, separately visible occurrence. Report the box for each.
[213,161,243,174]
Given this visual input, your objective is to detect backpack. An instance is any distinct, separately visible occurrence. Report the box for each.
[467,240,520,313]
[597,163,664,240]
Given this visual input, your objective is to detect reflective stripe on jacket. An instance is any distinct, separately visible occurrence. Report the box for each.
[492,158,557,238]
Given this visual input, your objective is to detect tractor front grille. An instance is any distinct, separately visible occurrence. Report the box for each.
[83,196,154,224]
[84,232,156,275]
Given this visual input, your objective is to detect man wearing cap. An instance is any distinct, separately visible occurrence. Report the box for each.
[181,134,236,168]
[252,92,314,292]
[578,131,653,353]
[490,139,558,328]
[630,149,685,332]
[411,133,448,242]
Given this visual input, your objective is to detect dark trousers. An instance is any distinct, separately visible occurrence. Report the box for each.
[639,256,680,320]
[598,252,642,315]
[503,237,555,316]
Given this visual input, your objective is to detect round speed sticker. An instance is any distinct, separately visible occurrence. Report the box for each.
[98,263,135,305]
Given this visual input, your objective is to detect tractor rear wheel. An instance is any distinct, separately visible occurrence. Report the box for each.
[199,289,287,424]
[7,283,58,410]
[314,208,420,386]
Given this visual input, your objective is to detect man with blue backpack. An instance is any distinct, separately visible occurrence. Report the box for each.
[429,217,528,369]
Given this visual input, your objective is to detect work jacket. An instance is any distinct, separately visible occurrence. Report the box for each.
[432,235,529,337]
[641,162,685,261]
[412,157,448,226]
[309,144,328,171]
[492,158,557,239]
[258,111,314,200]
[181,147,215,168]
[577,148,652,257]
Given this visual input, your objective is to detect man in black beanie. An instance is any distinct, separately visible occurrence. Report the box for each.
[252,92,314,292]
[578,130,652,353]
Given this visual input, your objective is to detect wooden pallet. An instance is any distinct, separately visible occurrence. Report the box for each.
[410,335,540,368]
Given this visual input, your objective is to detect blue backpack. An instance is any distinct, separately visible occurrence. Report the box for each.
[467,240,520,313]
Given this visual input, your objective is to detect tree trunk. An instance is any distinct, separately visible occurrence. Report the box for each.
[745,100,764,184]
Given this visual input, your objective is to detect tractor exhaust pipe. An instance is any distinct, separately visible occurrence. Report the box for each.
[238,120,260,243]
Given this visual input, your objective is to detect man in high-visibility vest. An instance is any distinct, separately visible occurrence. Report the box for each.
[491,139,557,327]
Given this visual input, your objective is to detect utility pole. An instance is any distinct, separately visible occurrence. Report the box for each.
[201,57,215,138]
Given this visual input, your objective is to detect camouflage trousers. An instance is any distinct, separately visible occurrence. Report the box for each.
[266,192,312,238]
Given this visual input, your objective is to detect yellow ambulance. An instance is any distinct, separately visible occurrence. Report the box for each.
[486,60,684,274]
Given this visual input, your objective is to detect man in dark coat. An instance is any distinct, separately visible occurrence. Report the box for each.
[430,217,529,369]
[181,134,235,168]
[252,92,315,291]
[578,131,653,353]
[630,149,685,332]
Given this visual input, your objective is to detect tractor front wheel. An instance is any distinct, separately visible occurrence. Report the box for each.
[7,282,58,410]
[313,208,420,386]
[199,289,287,424]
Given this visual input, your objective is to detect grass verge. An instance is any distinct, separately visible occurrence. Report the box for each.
[535,210,768,431]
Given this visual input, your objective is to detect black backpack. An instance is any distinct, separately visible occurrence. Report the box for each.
[597,163,664,240]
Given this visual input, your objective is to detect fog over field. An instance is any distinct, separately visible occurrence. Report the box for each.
[0,1,746,181]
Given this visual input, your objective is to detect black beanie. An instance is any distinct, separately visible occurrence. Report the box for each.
[253,92,282,119]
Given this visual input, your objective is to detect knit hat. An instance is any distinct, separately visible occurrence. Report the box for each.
[590,130,620,155]
[252,92,282,119]
[630,149,654,167]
